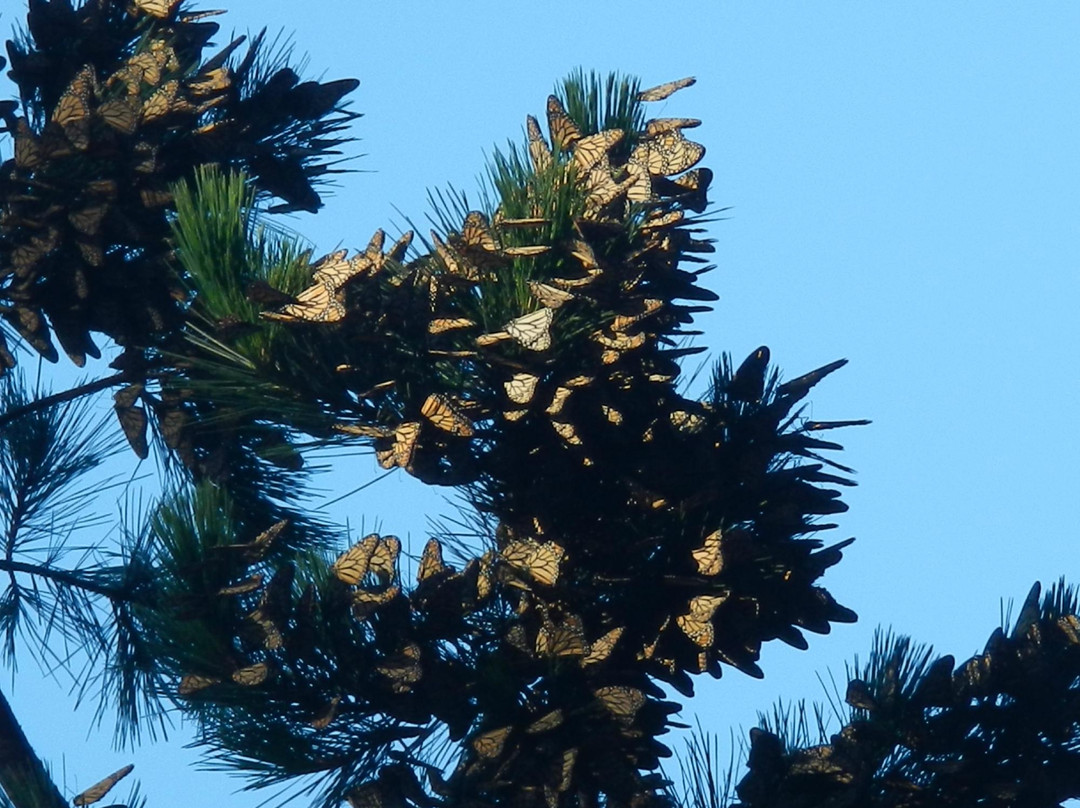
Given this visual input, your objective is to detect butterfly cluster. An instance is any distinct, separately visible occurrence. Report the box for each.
[150,77,869,808]
[0,0,358,372]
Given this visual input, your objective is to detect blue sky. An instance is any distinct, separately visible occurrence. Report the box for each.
[4,2,1079,806]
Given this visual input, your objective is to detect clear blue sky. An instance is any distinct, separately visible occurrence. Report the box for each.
[4,2,1079,806]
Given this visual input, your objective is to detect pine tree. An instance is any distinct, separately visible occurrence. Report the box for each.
[2,4,1080,808]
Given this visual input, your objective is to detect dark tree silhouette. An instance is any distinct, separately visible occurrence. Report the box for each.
[1,5,1078,808]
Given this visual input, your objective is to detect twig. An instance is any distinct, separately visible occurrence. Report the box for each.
[0,372,127,430]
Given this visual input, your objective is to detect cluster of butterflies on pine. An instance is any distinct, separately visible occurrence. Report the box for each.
[143,78,865,808]
[0,0,357,372]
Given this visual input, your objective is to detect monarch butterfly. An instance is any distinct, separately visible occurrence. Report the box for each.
[376,642,422,693]
[97,97,139,134]
[582,626,624,667]
[525,709,564,734]
[645,117,702,138]
[133,0,180,17]
[428,317,475,334]
[593,686,645,726]
[500,539,565,587]
[72,764,134,806]
[431,232,478,281]
[572,129,623,174]
[265,279,347,323]
[385,230,414,263]
[352,585,400,618]
[188,67,230,97]
[461,211,499,254]
[528,281,574,309]
[670,409,705,433]
[503,409,528,422]
[310,695,341,729]
[477,551,495,600]
[141,80,181,123]
[600,405,623,425]
[114,402,148,459]
[311,249,352,288]
[13,118,42,169]
[333,534,379,584]
[612,298,663,332]
[375,422,421,472]
[545,386,572,416]
[472,726,512,759]
[417,538,447,582]
[333,423,392,438]
[231,662,270,686]
[503,372,539,405]
[244,609,280,648]
[638,617,670,661]
[53,66,96,148]
[536,614,587,657]
[507,307,554,351]
[526,114,552,171]
[369,536,400,582]
[563,375,594,389]
[69,204,109,237]
[592,330,646,352]
[546,95,580,151]
[552,420,582,446]
[676,593,727,648]
[218,574,263,596]
[139,187,173,208]
[178,673,219,696]
[638,76,696,103]
[640,209,684,232]
[421,394,474,436]
[558,747,578,792]
[635,131,705,177]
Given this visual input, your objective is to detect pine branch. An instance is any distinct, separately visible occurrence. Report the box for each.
[0,687,66,808]
[0,558,124,600]
[0,373,127,430]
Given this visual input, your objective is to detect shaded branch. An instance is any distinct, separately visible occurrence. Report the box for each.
[0,373,127,430]
[0,687,66,808]
[0,558,123,600]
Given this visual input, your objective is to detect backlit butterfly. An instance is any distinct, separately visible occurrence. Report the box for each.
[141,80,180,123]
[178,673,220,696]
[188,67,230,97]
[645,117,702,138]
[670,409,705,433]
[421,393,474,436]
[13,118,42,169]
[504,373,539,405]
[507,307,555,351]
[676,594,727,648]
[552,421,582,446]
[526,114,552,171]
[375,422,421,471]
[638,76,696,102]
[133,0,180,17]
[472,726,512,759]
[525,708,564,734]
[231,662,270,686]
[52,75,95,151]
[572,129,623,174]
[333,534,380,584]
[635,130,705,177]
[593,686,645,727]
[691,529,724,576]
[431,232,479,281]
[501,539,565,586]
[310,695,341,729]
[98,98,139,134]
[528,281,575,309]
[113,399,148,459]
[611,299,663,331]
[545,386,573,416]
[218,574,263,596]
[376,642,422,693]
[428,317,476,334]
[581,626,624,666]
[639,209,684,232]
[546,95,581,151]
[417,538,447,583]
[72,764,134,806]
[216,519,287,563]
[369,535,400,582]
[69,204,109,236]
[477,551,495,600]
[352,585,400,618]
[536,613,588,657]
[600,405,623,426]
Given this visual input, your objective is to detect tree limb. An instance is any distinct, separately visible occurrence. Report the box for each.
[0,372,128,430]
[0,686,67,808]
